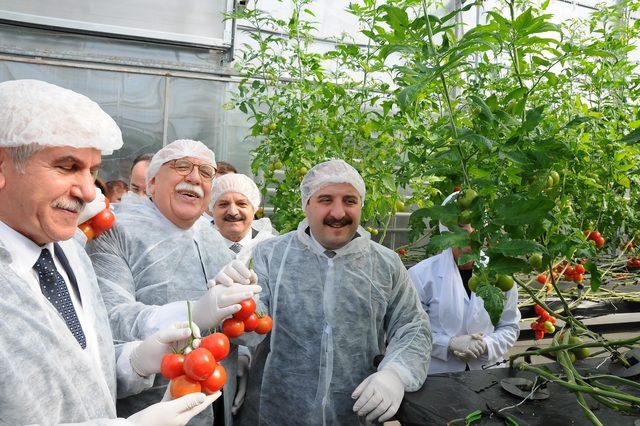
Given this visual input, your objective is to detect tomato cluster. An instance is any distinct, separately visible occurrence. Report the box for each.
[626,256,640,268]
[531,304,557,340]
[554,262,586,283]
[584,230,605,248]
[221,298,273,339]
[396,248,407,256]
[79,199,116,240]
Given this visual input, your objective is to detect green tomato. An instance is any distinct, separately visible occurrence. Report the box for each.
[546,175,554,189]
[495,274,515,291]
[457,189,478,210]
[544,320,555,334]
[550,170,560,186]
[262,126,270,135]
[370,228,379,236]
[395,200,406,212]
[573,347,590,360]
[529,253,544,272]
[269,122,277,131]
[468,275,480,293]
[273,161,283,170]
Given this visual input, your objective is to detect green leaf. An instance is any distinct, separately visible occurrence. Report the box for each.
[488,239,545,257]
[519,106,544,134]
[621,128,640,144]
[468,95,494,122]
[584,261,601,292]
[486,254,532,275]
[423,203,460,229]
[464,409,483,424]
[475,284,505,326]
[427,228,472,253]
[380,174,396,191]
[460,133,494,151]
[492,195,554,226]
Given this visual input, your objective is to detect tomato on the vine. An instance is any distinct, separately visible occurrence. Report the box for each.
[161,353,185,380]
[495,274,514,291]
[91,208,115,233]
[536,274,547,284]
[200,333,230,362]
[201,364,227,394]
[243,313,259,332]
[574,264,585,274]
[234,298,257,321]
[222,318,245,338]
[183,348,216,381]
[170,375,201,399]
[255,315,273,334]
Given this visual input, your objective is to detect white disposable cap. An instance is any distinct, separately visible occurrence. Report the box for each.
[300,159,366,210]
[211,173,261,210]
[146,139,216,187]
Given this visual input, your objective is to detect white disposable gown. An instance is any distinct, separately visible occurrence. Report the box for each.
[408,249,520,374]
[0,236,149,425]
[237,219,432,425]
[86,193,235,425]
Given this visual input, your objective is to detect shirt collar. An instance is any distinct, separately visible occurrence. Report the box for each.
[307,227,356,257]
[0,220,55,275]
[222,228,254,248]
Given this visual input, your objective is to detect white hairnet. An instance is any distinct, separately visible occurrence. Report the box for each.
[439,191,460,233]
[300,159,366,210]
[146,139,216,187]
[0,79,123,155]
[210,173,261,210]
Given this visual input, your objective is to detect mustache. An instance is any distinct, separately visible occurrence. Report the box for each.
[52,197,85,213]
[224,213,246,222]
[175,182,204,198]
[324,216,353,227]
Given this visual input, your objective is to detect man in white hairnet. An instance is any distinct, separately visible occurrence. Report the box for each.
[0,79,219,425]
[234,159,431,425]
[209,173,278,415]
[408,192,520,374]
[87,139,261,425]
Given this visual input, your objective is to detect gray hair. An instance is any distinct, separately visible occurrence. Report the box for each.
[5,144,45,173]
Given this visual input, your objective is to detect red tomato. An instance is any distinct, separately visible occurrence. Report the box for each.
[548,316,557,325]
[595,236,605,248]
[91,209,115,233]
[222,318,245,338]
[533,304,545,316]
[397,248,407,256]
[574,273,584,282]
[183,348,216,381]
[160,353,185,380]
[530,322,540,330]
[539,310,551,322]
[255,315,273,334]
[79,222,95,240]
[565,266,575,275]
[234,298,257,321]
[575,264,585,274]
[200,333,230,362]
[243,313,259,332]
[201,364,227,394]
[453,185,461,192]
[536,274,547,284]
[591,231,602,240]
[170,375,201,399]
[534,330,545,340]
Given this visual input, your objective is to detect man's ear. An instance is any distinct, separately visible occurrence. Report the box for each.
[0,149,8,190]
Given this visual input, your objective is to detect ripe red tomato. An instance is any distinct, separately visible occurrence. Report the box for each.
[234,298,257,321]
[533,304,545,316]
[575,264,585,274]
[591,231,602,240]
[565,266,575,275]
[453,185,461,192]
[574,273,584,282]
[201,364,227,394]
[548,316,557,325]
[255,315,273,334]
[530,322,540,330]
[200,333,230,362]
[539,310,551,322]
[222,318,245,338]
[397,248,407,256]
[170,375,201,399]
[79,222,95,240]
[595,236,605,248]
[536,274,547,284]
[160,353,185,380]
[534,330,545,340]
[91,208,115,233]
[243,313,259,332]
[183,348,216,381]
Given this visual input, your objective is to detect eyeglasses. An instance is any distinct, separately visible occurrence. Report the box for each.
[167,159,216,181]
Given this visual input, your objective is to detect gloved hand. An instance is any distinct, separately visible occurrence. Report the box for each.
[128,392,220,426]
[78,187,107,224]
[130,322,201,377]
[214,260,258,287]
[352,369,405,423]
[192,281,262,330]
[449,333,487,361]
[231,354,250,415]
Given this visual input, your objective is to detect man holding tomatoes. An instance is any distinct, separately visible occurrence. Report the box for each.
[87,139,262,425]
[235,159,432,424]
[0,79,219,425]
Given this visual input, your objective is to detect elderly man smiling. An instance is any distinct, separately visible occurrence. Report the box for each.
[87,139,261,425]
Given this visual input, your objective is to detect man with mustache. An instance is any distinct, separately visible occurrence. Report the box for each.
[0,79,219,424]
[87,139,261,425]
[209,173,278,416]
[235,159,432,425]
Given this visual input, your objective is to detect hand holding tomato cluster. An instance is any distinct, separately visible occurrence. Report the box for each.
[221,298,272,338]
[162,332,230,399]
[584,229,605,248]
[531,304,557,340]
[79,198,115,240]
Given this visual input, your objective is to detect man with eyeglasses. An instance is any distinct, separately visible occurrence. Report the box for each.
[87,139,261,425]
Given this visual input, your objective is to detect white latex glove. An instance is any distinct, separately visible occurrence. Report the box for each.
[192,281,262,330]
[449,333,487,361]
[130,322,201,377]
[231,354,250,415]
[78,187,107,224]
[352,369,404,423]
[214,260,258,287]
[128,392,220,426]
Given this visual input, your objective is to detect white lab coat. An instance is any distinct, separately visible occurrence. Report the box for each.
[408,249,520,374]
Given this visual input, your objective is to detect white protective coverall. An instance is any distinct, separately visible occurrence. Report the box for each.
[86,192,236,425]
[408,248,520,374]
[236,219,432,425]
[0,236,152,425]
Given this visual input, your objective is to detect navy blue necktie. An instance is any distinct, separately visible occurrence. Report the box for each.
[229,242,242,254]
[33,248,87,349]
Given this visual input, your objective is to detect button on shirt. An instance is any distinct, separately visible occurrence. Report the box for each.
[0,220,100,365]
